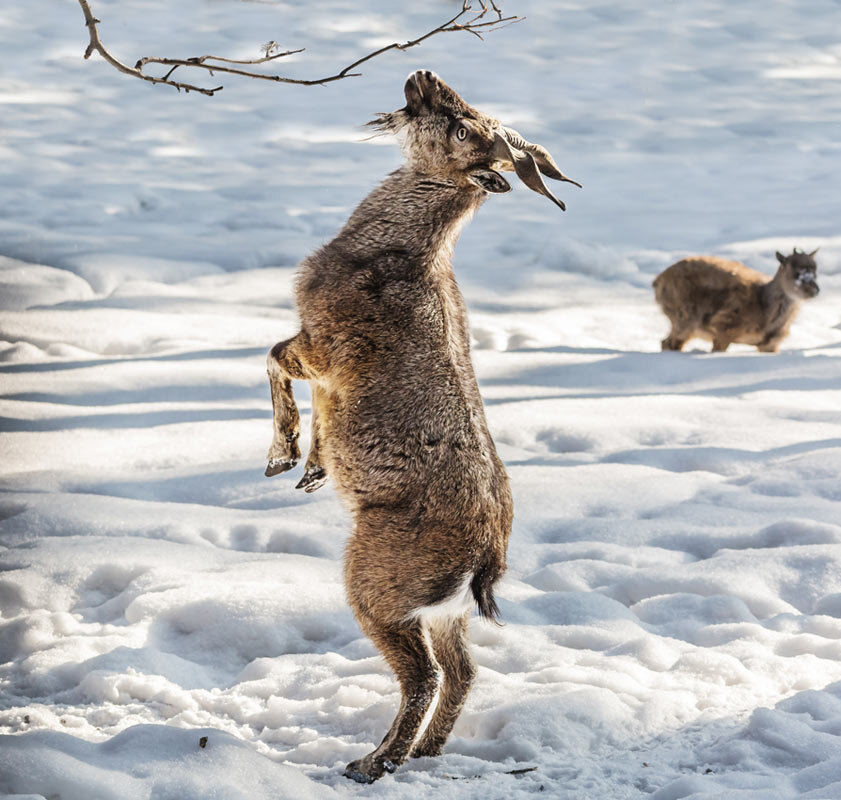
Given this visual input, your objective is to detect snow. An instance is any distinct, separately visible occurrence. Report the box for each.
[1,0,841,798]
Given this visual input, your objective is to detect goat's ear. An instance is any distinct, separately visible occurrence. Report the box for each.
[468,168,511,194]
[776,251,787,264]
[809,247,819,258]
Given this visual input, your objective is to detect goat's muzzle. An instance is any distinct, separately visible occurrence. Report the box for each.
[796,273,820,298]
[404,70,440,115]
[404,72,426,113]
[492,127,581,211]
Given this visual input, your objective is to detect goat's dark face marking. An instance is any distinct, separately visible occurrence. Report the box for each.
[369,70,580,208]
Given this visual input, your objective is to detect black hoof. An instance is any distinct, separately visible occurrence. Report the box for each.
[343,767,376,785]
[343,756,397,784]
[264,458,297,477]
[295,466,327,493]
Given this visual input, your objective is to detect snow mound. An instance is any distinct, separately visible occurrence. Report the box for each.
[0,725,330,800]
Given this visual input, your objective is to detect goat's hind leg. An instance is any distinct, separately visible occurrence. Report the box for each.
[410,614,476,758]
[659,307,696,351]
[757,336,782,353]
[344,621,441,784]
[265,334,319,477]
[661,321,694,352]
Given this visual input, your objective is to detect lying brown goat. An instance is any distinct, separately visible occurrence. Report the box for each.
[654,248,819,353]
[263,70,579,782]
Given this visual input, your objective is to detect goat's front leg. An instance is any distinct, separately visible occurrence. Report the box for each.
[265,333,321,477]
[295,384,329,492]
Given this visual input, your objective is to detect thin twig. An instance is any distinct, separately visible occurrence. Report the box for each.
[479,0,505,19]
[77,0,519,96]
[197,48,306,66]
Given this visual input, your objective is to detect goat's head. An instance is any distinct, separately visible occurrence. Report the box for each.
[776,248,820,299]
[369,70,580,210]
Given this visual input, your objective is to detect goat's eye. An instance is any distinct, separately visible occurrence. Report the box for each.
[456,125,469,142]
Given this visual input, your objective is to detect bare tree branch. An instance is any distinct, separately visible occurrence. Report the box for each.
[78,0,221,95]
[77,0,521,97]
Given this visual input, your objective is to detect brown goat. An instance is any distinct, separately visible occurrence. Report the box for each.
[654,249,820,353]
[263,70,579,782]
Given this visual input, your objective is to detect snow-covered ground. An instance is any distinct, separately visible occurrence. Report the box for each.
[2,1,841,798]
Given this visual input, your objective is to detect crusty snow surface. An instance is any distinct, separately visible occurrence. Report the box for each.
[2,1,841,798]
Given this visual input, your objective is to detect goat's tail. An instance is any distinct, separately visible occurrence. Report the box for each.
[471,560,503,625]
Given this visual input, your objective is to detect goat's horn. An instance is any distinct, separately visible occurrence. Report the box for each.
[502,127,582,188]
[492,132,567,211]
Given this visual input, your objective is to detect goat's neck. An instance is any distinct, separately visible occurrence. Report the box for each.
[760,268,798,324]
[337,167,484,271]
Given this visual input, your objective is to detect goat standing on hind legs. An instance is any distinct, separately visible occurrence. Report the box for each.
[264,70,580,783]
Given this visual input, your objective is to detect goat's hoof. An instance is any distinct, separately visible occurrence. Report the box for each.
[410,742,444,759]
[295,465,327,493]
[343,755,397,784]
[265,457,297,477]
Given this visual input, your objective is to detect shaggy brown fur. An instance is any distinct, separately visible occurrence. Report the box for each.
[263,70,578,783]
[654,249,820,353]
